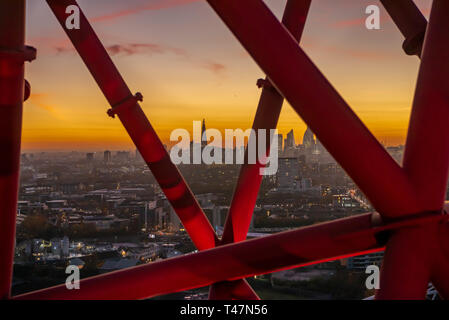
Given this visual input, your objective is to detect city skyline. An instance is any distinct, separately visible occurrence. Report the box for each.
[23,0,432,151]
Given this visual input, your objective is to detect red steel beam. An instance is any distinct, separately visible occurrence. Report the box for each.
[379,0,428,56]
[211,0,311,300]
[376,0,449,299]
[205,0,419,218]
[0,0,28,299]
[45,0,218,251]
[402,0,449,212]
[14,213,382,300]
[221,0,311,245]
[45,0,257,299]
[375,224,437,299]
[431,202,449,299]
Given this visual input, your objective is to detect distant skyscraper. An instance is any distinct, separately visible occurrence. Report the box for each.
[277,157,300,189]
[284,129,295,151]
[303,126,315,149]
[201,118,207,148]
[104,150,111,163]
[276,133,283,155]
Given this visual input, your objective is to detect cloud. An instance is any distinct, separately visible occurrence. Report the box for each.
[105,43,188,57]
[202,61,226,75]
[28,93,62,118]
[52,41,226,77]
[92,0,202,23]
[333,17,366,28]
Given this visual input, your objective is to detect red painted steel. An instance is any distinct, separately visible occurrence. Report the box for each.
[211,1,311,299]
[380,0,428,56]
[45,0,218,251]
[376,225,437,299]
[0,0,447,301]
[205,0,419,218]
[14,213,382,300]
[403,0,449,211]
[376,0,449,299]
[0,0,27,299]
[221,0,311,245]
[45,0,257,299]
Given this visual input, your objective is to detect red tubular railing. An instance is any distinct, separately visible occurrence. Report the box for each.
[205,0,419,218]
[0,0,29,299]
[14,213,382,300]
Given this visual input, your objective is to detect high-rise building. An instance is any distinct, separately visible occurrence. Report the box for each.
[277,157,300,189]
[303,126,315,149]
[284,129,295,151]
[104,150,111,163]
[201,118,207,148]
[276,133,283,156]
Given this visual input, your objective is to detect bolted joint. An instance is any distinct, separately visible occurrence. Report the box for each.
[24,79,31,101]
[107,92,143,118]
[402,30,426,56]
[0,45,36,62]
[256,78,274,90]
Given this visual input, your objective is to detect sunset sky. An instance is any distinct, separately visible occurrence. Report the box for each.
[23,0,432,151]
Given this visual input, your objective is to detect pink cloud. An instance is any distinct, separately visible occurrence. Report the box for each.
[333,17,366,28]
[202,61,226,75]
[92,0,202,23]
[105,43,188,57]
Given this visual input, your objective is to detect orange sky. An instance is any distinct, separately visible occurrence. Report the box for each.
[22,0,432,151]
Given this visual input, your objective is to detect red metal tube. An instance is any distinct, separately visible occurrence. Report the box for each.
[0,0,27,299]
[14,213,381,300]
[45,0,259,299]
[380,0,428,56]
[211,1,311,299]
[375,225,437,299]
[431,226,449,299]
[45,0,218,251]
[402,0,449,212]
[205,0,418,218]
[221,0,311,245]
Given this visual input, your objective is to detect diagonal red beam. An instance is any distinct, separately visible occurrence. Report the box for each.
[45,0,257,299]
[0,0,28,299]
[211,0,311,300]
[205,0,418,218]
[221,0,311,245]
[402,0,449,211]
[14,213,382,300]
[379,0,428,56]
[377,0,449,298]
[45,0,218,251]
